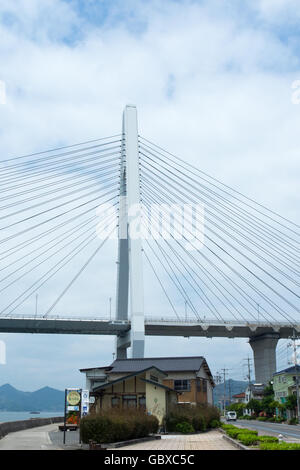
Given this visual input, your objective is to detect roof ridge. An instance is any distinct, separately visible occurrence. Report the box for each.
[111,356,204,362]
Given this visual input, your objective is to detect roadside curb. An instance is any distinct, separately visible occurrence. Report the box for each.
[221,433,254,451]
[218,428,255,451]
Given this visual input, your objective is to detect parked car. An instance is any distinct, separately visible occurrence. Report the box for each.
[226,411,237,421]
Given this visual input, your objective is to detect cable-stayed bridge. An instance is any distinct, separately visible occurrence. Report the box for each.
[0,105,299,385]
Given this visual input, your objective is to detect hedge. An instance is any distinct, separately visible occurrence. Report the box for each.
[257,436,279,443]
[237,433,259,446]
[222,425,281,447]
[165,404,220,433]
[259,442,300,450]
[80,409,159,444]
[175,422,195,434]
[226,428,258,440]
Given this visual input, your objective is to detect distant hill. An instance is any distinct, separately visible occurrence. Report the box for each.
[0,384,64,411]
[213,379,250,406]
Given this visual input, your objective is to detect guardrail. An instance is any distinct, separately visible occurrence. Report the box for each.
[0,314,298,329]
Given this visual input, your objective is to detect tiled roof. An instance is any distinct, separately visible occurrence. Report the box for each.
[273,365,300,376]
[108,356,205,373]
[232,393,245,398]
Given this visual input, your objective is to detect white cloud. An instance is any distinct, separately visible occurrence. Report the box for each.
[0,0,299,390]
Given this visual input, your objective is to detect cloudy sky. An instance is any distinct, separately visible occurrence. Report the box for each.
[0,0,300,393]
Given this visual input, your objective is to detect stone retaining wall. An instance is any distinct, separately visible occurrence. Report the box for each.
[0,417,64,440]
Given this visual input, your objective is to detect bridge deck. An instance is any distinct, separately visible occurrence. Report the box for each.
[0,315,298,339]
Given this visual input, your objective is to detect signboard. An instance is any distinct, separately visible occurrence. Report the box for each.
[67,405,79,411]
[81,389,90,417]
[63,388,91,444]
[63,388,82,445]
[67,390,81,406]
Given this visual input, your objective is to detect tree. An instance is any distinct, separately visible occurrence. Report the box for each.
[228,403,245,417]
[263,383,274,398]
[286,394,297,411]
[261,383,276,416]
[247,399,262,415]
[261,395,275,416]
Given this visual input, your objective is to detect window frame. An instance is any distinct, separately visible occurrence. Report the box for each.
[173,379,191,392]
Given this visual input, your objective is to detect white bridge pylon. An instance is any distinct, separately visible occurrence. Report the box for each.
[115,105,145,359]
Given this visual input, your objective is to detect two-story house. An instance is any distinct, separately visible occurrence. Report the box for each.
[232,392,246,404]
[80,356,215,423]
[273,365,300,404]
[243,383,265,415]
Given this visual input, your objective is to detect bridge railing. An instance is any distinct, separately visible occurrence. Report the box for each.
[0,314,298,329]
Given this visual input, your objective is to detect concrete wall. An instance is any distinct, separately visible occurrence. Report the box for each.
[0,416,63,440]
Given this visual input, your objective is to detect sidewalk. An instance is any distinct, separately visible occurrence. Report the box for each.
[0,425,237,451]
[0,423,63,450]
[117,430,237,450]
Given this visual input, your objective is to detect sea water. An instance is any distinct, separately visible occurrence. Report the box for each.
[0,411,64,423]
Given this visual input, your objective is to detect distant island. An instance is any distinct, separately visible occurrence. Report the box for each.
[0,383,65,412]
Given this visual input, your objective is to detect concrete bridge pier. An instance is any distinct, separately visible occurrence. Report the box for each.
[249,333,279,385]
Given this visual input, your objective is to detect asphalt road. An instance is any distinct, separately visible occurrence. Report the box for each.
[231,419,300,441]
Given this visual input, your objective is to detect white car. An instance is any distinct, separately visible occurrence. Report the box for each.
[225,411,237,421]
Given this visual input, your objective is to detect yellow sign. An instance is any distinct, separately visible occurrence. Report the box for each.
[67,390,81,406]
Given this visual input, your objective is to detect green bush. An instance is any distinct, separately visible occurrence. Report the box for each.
[221,423,236,431]
[237,433,259,446]
[165,404,220,433]
[175,422,195,434]
[226,428,257,440]
[288,417,298,425]
[192,415,206,432]
[80,409,159,444]
[257,416,267,421]
[259,442,300,451]
[257,435,279,443]
[209,419,221,429]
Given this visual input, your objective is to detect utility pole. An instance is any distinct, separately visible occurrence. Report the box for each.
[213,372,222,413]
[243,357,252,413]
[244,357,252,388]
[228,379,232,406]
[289,330,300,423]
[214,372,222,385]
[221,368,229,416]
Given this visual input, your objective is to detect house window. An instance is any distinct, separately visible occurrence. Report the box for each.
[139,396,146,409]
[196,378,208,393]
[111,396,120,408]
[123,395,137,408]
[174,380,191,391]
